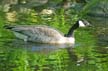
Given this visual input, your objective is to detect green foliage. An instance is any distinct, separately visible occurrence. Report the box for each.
[0,11,7,37]
[0,47,29,71]
[0,11,5,27]
[78,0,101,18]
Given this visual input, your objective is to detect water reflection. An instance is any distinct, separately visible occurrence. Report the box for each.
[0,37,108,71]
[9,39,74,53]
[0,39,77,71]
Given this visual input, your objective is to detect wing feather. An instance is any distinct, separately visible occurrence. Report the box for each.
[11,25,63,38]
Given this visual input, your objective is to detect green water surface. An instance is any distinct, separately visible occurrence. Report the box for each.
[0,21,108,71]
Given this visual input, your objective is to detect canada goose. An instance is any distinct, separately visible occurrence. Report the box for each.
[4,19,90,44]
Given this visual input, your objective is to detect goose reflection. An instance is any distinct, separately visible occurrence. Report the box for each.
[12,39,74,54]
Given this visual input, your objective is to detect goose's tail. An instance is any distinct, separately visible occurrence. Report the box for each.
[4,25,14,29]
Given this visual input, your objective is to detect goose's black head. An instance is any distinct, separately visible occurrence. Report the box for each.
[65,19,91,37]
[70,19,91,30]
[77,19,91,27]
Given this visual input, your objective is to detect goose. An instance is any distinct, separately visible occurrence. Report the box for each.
[4,19,90,44]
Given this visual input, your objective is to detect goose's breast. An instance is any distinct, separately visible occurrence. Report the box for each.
[65,37,75,44]
[49,37,75,44]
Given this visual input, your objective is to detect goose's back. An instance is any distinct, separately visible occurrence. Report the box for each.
[11,25,64,43]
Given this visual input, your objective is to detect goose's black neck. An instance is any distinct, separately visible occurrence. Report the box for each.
[65,21,79,37]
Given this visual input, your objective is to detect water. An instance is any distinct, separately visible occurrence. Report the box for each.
[0,20,108,71]
[0,18,108,71]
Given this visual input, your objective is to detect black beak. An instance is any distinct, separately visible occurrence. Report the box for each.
[87,21,92,27]
[88,24,92,27]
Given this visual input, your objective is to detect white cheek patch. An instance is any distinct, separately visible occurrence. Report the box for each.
[79,20,85,27]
